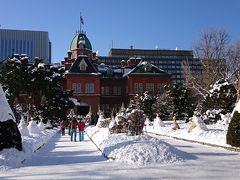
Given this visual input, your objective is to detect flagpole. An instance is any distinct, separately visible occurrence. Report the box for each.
[80,12,82,33]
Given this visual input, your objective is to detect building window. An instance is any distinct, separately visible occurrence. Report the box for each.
[79,59,87,71]
[85,83,94,93]
[146,83,154,92]
[113,86,121,96]
[134,83,143,94]
[101,86,109,95]
[72,83,81,93]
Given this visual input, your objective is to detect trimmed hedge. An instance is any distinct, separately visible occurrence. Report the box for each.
[226,111,240,147]
[0,119,22,151]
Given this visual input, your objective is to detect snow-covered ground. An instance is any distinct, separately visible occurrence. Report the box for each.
[2,129,240,179]
[146,120,229,147]
[84,112,240,167]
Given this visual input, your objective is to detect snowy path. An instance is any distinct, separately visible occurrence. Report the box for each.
[2,132,240,179]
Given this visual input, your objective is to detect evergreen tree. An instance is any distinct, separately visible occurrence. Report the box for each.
[166,84,194,120]
[202,79,236,123]
[152,92,174,120]
[153,84,194,120]
[226,111,240,147]
[202,79,236,113]
[132,91,156,120]
[0,55,71,123]
[38,89,73,122]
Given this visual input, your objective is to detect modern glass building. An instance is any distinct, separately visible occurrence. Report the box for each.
[98,48,202,84]
[0,29,51,64]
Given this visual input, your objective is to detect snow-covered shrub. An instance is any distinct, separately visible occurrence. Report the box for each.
[144,117,151,126]
[188,115,208,133]
[172,116,180,130]
[226,111,240,147]
[109,115,128,134]
[96,112,111,128]
[28,121,42,134]
[109,109,145,135]
[18,116,30,136]
[38,121,46,132]
[85,113,92,124]
[153,115,165,128]
[45,120,53,129]
[203,109,223,124]
[202,79,236,123]
[127,109,145,135]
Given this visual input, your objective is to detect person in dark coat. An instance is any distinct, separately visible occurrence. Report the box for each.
[70,117,78,142]
[60,120,66,136]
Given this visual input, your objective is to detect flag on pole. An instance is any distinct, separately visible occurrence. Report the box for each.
[80,16,84,25]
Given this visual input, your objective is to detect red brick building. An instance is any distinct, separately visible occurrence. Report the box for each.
[62,32,171,116]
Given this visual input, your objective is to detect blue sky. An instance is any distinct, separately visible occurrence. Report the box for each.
[0,0,239,62]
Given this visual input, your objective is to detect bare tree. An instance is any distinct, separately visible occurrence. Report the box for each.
[227,41,240,101]
[183,29,230,99]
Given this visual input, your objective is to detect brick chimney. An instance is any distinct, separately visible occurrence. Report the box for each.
[127,57,137,68]
[67,51,72,59]
[120,60,126,74]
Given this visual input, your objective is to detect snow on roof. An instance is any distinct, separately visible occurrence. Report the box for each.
[0,84,16,122]
[37,63,45,68]
[69,98,81,106]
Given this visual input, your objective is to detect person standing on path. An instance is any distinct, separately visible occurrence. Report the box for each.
[70,117,78,142]
[78,118,86,141]
[60,120,66,136]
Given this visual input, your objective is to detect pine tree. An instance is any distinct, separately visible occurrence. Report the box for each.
[226,111,240,147]
[153,84,194,120]
[202,79,236,123]
[0,56,71,123]
[132,91,156,120]
[152,92,173,120]
[165,84,194,120]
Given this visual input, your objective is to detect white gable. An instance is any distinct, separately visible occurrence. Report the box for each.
[79,58,88,71]
[0,84,16,122]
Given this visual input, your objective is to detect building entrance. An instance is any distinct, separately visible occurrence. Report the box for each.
[77,102,89,117]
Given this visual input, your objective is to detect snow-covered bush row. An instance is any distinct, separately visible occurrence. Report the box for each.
[146,117,229,147]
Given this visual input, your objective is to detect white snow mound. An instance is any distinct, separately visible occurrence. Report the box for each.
[99,133,186,166]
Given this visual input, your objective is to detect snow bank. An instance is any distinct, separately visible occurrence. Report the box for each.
[0,128,59,170]
[86,126,190,166]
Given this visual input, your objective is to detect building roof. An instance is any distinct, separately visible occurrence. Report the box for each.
[123,61,170,77]
[70,32,92,51]
[67,55,99,75]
